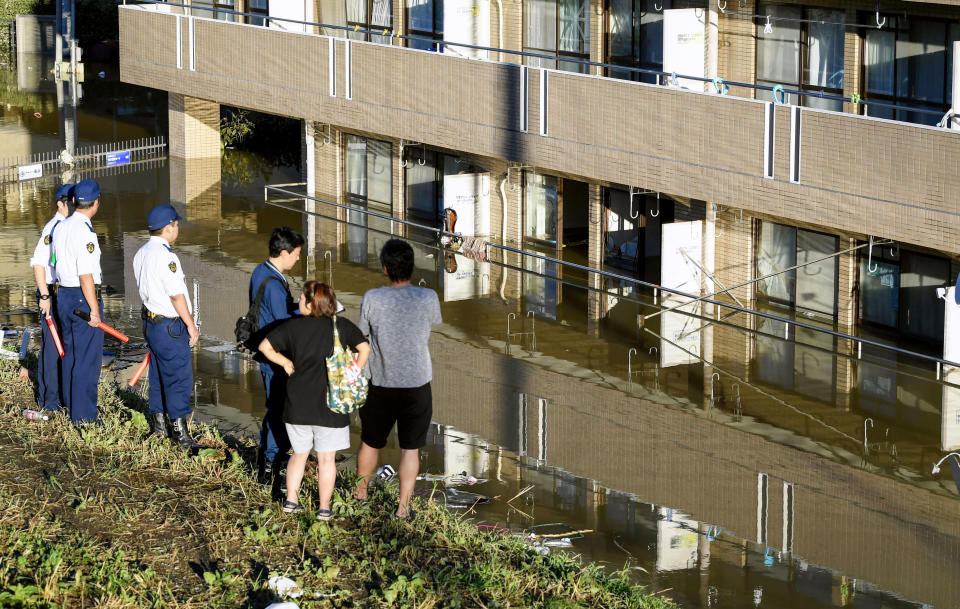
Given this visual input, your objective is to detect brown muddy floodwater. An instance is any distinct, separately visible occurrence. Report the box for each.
[1,56,958,609]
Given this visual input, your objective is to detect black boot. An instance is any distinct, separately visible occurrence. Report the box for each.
[149,412,169,438]
[258,461,274,486]
[169,417,199,450]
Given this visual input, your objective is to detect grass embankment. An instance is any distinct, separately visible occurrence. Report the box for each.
[0,358,675,609]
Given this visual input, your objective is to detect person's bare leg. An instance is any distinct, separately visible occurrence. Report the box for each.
[285,452,309,505]
[396,448,419,518]
[316,451,337,511]
[354,441,379,500]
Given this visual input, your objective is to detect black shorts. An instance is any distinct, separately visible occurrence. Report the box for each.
[359,383,432,450]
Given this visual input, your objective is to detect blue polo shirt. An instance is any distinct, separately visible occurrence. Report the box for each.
[249,260,298,338]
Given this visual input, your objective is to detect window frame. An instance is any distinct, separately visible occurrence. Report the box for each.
[860,14,959,125]
[346,0,394,42]
[754,4,847,109]
[603,0,668,82]
[406,0,443,49]
[522,0,591,73]
[247,0,268,25]
[343,134,393,209]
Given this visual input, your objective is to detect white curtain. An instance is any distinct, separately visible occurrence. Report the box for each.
[897,21,946,103]
[366,139,392,206]
[524,0,557,51]
[865,29,895,95]
[757,221,796,303]
[805,9,844,88]
[317,0,347,30]
[345,136,367,198]
[756,5,801,83]
[795,230,837,317]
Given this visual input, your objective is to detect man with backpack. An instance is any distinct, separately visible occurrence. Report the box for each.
[248,226,304,486]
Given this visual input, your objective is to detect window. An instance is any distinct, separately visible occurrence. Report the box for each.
[606,0,669,83]
[756,5,845,111]
[524,0,590,73]
[407,0,442,50]
[864,17,960,125]
[191,0,236,21]
[756,221,838,318]
[248,0,268,25]
[345,135,392,264]
[859,247,949,341]
[524,173,559,244]
[346,0,393,42]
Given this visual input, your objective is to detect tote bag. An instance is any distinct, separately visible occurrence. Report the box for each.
[326,316,369,414]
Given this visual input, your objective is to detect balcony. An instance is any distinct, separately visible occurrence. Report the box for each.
[118,4,960,254]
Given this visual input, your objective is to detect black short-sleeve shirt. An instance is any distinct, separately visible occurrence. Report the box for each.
[266,315,367,427]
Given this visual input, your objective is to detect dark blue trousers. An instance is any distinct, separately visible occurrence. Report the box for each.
[58,287,103,424]
[144,318,193,420]
[259,362,290,465]
[35,289,62,411]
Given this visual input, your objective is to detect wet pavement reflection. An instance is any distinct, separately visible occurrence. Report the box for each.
[1,58,959,609]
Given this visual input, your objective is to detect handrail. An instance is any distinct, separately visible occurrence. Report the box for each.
[124,0,951,123]
[264,185,960,371]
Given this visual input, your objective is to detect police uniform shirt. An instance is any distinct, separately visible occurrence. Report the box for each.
[28,211,66,285]
[132,236,192,319]
[53,212,102,288]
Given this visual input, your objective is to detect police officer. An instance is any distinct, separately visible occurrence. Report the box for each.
[29,183,73,412]
[52,179,103,424]
[132,204,200,449]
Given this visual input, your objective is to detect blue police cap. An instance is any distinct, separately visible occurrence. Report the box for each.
[55,183,74,201]
[146,204,183,231]
[73,180,101,203]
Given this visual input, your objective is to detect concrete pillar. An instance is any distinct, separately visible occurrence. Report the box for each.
[168,93,221,220]
[842,10,862,115]
[589,0,604,75]
[717,0,755,98]
[953,41,960,130]
[303,120,317,275]
[705,4,719,81]
[587,184,604,335]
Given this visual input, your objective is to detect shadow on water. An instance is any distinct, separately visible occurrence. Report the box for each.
[1,60,959,609]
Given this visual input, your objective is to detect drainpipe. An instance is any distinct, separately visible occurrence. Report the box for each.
[498,174,509,303]
[495,0,503,62]
[952,41,960,130]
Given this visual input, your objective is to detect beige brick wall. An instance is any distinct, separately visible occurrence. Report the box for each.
[168,93,220,160]
[124,9,960,256]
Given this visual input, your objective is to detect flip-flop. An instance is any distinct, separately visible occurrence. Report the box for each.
[282,500,303,514]
[316,508,333,521]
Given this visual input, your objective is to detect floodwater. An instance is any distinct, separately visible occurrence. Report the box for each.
[2,55,959,609]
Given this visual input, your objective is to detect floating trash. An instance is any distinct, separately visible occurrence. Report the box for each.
[267,575,303,598]
[264,603,299,609]
[33,112,41,118]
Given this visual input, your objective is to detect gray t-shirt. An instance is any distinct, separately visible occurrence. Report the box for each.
[359,285,442,388]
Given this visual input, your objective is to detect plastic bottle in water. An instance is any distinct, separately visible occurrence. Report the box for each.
[23,409,49,421]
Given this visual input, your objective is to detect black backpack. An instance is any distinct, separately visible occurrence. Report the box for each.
[235,276,281,352]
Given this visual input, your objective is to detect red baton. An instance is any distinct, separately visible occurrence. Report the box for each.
[45,314,65,358]
[72,309,130,343]
[128,352,150,387]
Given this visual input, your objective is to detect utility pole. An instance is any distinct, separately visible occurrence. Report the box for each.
[55,0,79,164]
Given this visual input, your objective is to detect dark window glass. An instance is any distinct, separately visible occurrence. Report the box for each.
[524,0,589,73]
[605,0,668,83]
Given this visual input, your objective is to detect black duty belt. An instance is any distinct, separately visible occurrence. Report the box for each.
[141,306,177,324]
[57,285,102,300]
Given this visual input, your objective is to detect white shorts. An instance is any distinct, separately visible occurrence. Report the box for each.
[284,423,350,454]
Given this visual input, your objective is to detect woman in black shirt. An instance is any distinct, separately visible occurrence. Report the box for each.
[259,281,369,519]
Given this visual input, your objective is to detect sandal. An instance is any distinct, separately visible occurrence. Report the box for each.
[316,508,333,521]
[282,500,303,514]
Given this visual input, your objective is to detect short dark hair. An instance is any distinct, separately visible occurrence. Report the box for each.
[268,226,304,257]
[379,239,414,282]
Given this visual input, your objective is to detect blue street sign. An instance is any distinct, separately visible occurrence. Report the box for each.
[105,150,131,167]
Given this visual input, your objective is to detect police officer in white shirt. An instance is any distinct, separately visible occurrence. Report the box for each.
[29,183,73,412]
[132,204,200,449]
[52,179,103,424]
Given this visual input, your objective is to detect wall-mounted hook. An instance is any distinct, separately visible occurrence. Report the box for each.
[629,187,641,220]
[400,140,409,168]
[628,347,638,390]
[650,192,660,218]
[717,0,727,13]
[867,236,878,274]
[875,11,886,28]
[654,1,662,10]
[316,123,333,146]
[507,163,531,192]
[889,241,899,257]
[863,417,874,451]
[710,372,720,408]
[417,142,426,165]
[506,312,517,355]
[418,278,428,287]
[734,208,743,224]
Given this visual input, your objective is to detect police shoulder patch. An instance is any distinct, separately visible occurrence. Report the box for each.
[169,262,177,273]
[43,235,51,245]
[86,242,95,253]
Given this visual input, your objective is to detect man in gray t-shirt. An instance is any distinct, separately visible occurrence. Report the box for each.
[355,239,442,519]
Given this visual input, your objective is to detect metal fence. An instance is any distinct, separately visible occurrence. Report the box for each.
[0,136,167,182]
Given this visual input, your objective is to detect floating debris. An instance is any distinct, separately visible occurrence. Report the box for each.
[267,575,303,599]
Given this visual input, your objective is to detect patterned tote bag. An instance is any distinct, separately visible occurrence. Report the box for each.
[326,316,369,414]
